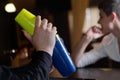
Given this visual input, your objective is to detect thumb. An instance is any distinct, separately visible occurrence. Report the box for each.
[22,30,32,42]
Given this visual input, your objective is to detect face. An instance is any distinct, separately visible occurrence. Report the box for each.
[98,9,114,34]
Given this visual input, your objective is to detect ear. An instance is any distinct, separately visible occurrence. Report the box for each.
[111,12,117,21]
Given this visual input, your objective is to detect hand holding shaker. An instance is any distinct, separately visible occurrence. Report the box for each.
[15,8,76,76]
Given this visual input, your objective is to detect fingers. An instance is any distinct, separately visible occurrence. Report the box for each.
[22,30,32,42]
[34,16,41,33]
[52,26,57,34]
[47,23,52,31]
[46,23,57,33]
[92,27,102,34]
[41,19,48,30]
[35,15,57,34]
[91,26,103,34]
[47,23,57,34]
[35,15,41,28]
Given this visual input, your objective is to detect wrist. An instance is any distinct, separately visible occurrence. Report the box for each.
[36,48,53,56]
[82,35,93,43]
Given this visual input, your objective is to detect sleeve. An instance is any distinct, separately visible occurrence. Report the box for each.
[77,42,108,68]
[104,34,120,62]
[0,51,52,80]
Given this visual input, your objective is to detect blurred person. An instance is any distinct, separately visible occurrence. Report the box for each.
[72,0,120,68]
[11,45,32,68]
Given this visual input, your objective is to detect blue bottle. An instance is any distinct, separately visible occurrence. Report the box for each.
[53,34,76,76]
[15,8,76,77]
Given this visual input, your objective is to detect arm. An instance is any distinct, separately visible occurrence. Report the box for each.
[71,26,103,67]
[71,35,92,67]
[77,47,107,68]
[0,51,52,80]
[0,16,57,80]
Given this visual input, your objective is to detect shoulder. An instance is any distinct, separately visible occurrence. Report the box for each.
[101,33,115,46]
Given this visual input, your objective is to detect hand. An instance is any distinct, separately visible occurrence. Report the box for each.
[23,15,57,56]
[86,26,103,42]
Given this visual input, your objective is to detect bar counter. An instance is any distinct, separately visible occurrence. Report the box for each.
[50,68,120,80]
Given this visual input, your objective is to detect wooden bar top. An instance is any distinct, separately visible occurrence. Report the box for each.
[69,68,120,80]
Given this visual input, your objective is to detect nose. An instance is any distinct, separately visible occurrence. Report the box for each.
[97,19,100,24]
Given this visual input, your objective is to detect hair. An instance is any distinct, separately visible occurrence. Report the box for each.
[98,0,120,18]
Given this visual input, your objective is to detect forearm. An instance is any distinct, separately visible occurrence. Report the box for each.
[77,51,105,68]
[0,51,52,80]
[72,35,93,67]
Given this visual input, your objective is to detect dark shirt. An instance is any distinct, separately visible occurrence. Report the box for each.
[0,51,52,80]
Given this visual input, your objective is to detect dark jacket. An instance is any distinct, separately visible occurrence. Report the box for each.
[0,51,52,80]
